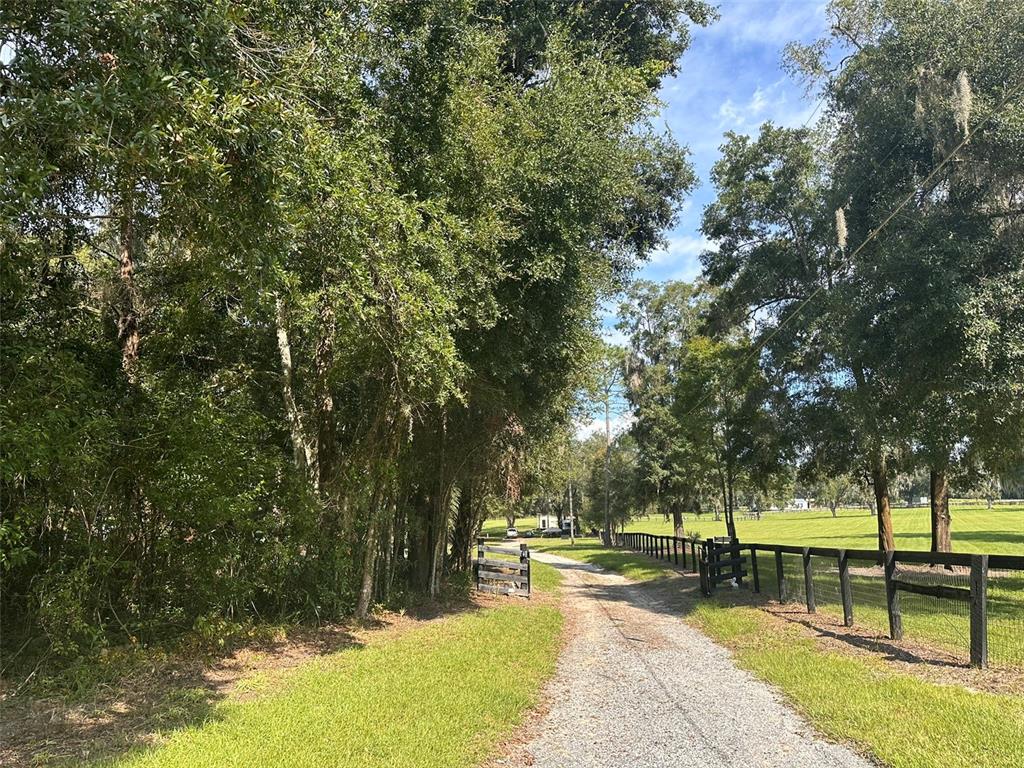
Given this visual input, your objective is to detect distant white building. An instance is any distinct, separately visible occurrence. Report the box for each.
[788,498,810,510]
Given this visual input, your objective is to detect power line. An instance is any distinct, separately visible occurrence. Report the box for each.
[678,76,1024,420]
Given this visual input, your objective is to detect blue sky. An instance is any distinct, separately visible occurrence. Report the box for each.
[582,0,830,437]
[639,0,829,286]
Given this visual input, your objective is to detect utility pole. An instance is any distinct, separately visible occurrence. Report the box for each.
[604,396,611,546]
[567,465,575,546]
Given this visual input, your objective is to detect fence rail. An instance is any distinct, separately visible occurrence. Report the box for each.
[612,531,1024,669]
[474,538,531,598]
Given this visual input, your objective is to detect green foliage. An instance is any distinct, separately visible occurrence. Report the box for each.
[1,1,702,659]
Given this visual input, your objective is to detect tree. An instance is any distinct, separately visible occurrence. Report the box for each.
[670,334,791,539]
[587,343,628,545]
[618,280,706,537]
[815,475,857,518]
[2,0,707,655]
[789,0,1024,552]
[699,121,906,547]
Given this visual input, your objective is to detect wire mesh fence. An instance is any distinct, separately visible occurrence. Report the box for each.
[779,552,806,607]
[987,567,1024,668]
[843,559,889,637]
[896,563,972,663]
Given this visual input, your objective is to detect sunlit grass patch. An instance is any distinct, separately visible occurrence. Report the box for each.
[620,503,1024,555]
[94,601,564,768]
[690,603,1024,768]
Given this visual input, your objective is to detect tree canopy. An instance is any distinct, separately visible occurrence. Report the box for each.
[1,0,709,658]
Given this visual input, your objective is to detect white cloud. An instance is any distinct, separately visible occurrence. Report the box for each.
[647,235,718,282]
[574,411,635,441]
[709,0,829,46]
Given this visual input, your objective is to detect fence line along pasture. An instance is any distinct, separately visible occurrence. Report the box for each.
[611,531,1024,669]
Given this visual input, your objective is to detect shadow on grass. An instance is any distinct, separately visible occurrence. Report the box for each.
[1,589,493,767]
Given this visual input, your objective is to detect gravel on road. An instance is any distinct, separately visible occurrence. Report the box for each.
[499,552,873,768]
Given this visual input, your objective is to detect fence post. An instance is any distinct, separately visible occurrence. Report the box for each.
[802,547,815,613]
[731,536,742,584]
[681,538,687,569]
[476,538,485,590]
[673,537,679,565]
[750,547,760,593]
[884,550,903,640]
[838,549,853,627]
[969,554,988,668]
[698,541,710,595]
[706,538,717,591]
[521,543,531,596]
[690,539,698,573]
[775,548,786,602]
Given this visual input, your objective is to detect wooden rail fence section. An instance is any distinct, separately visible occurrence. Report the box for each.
[612,531,1024,669]
[474,539,530,598]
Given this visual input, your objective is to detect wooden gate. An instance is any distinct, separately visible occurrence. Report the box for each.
[699,537,747,595]
[474,539,531,598]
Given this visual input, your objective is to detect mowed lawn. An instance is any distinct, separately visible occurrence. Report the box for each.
[690,602,1024,768]
[622,503,1024,555]
[89,563,563,768]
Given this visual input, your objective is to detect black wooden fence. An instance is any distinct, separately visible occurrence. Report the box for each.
[474,539,531,598]
[612,531,1024,669]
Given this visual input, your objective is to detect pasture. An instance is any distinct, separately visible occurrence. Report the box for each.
[622,502,1023,555]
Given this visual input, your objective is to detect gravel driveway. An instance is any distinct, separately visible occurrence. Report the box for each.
[501,552,872,768]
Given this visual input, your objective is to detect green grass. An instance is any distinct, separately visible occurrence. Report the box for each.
[481,521,678,581]
[90,598,563,767]
[622,502,1024,555]
[521,535,1023,768]
[690,602,1024,768]
[504,516,1024,668]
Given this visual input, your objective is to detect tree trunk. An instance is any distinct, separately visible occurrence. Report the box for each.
[314,298,336,493]
[870,456,895,551]
[451,484,475,573]
[380,498,396,603]
[716,463,728,527]
[929,468,952,553]
[117,199,140,379]
[831,502,838,518]
[355,495,381,620]
[724,466,737,540]
[274,297,315,479]
[407,488,433,593]
[672,501,684,539]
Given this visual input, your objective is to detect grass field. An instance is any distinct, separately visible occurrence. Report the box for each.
[621,502,1024,554]
[11,562,564,768]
